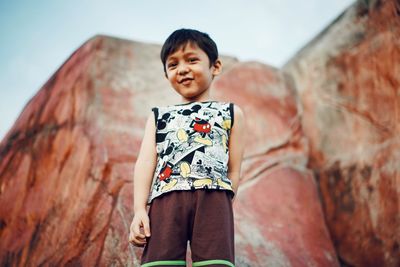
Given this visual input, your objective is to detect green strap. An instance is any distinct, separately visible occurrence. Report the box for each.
[141,260,186,267]
[193,259,235,267]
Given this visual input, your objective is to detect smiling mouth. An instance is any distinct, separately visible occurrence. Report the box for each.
[179,78,194,84]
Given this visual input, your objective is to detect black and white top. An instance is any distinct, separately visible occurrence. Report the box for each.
[147,100,235,205]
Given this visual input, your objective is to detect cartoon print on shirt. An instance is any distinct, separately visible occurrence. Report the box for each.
[148,101,235,203]
[174,103,213,146]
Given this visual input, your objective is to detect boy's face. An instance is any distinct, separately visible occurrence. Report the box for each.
[165,42,222,101]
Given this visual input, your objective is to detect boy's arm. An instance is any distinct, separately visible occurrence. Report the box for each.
[228,104,246,202]
[133,112,157,212]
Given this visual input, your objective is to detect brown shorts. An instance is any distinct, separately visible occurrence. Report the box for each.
[140,189,235,267]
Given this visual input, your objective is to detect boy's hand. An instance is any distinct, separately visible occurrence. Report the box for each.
[129,209,151,247]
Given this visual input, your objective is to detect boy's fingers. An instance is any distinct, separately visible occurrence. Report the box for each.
[133,221,145,239]
[129,229,147,246]
[130,236,146,247]
[129,230,142,241]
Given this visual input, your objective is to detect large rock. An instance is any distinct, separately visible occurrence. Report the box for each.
[0,36,151,266]
[0,35,338,266]
[283,0,400,266]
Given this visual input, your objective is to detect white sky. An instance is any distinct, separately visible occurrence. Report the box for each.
[0,0,354,141]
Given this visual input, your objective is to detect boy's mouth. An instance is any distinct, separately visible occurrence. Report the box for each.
[179,77,194,84]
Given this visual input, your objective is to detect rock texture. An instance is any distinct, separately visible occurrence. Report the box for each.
[283,0,400,266]
[0,35,338,266]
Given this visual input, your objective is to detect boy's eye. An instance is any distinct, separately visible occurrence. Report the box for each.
[189,58,198,62]
[167,63,177,68]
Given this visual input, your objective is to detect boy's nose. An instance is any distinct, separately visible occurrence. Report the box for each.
[178,65,189,75]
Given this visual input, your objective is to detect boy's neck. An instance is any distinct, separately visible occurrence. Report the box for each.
[180,98,213,104]
[179,88,214,104]
[180,94,213,105]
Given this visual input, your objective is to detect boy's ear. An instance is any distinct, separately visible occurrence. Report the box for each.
[212,59,222,77]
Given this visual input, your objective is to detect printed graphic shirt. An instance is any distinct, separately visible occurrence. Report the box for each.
[147,100,235,205]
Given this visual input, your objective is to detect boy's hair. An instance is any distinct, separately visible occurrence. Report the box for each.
[160,28,219,74]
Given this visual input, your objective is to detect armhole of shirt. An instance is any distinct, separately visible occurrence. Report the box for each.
[229,103,234,128]
[151,107,159,156]
[151,107,158,128]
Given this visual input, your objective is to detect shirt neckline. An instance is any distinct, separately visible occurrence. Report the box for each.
[174,100,217,106]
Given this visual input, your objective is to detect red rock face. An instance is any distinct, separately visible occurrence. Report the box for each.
[234,167,337,266]
[0,36,145,266]
[0,35,339,266]
[284,0,400,266]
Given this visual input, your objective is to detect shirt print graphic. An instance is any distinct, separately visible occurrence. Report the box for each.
[147,101,235,204]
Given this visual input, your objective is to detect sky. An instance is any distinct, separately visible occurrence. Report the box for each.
[0,0,354,141]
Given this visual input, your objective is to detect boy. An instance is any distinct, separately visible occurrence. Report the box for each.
[129,28,246,267]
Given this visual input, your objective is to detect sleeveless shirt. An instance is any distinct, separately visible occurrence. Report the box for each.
[146,100,235,205]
